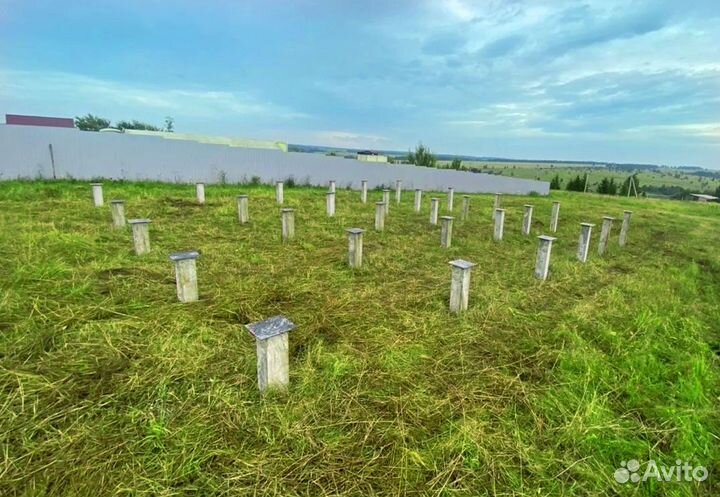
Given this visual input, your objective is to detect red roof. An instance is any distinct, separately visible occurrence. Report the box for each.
[6,114,75,128]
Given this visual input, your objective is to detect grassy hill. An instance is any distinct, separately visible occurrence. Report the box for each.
[439,162,720,196]
[289,143,720,196]
[1,181,718,496]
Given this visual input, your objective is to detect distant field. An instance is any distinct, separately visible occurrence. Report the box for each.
[1,181,719,496]
[295,145,719,195]
[441,161,720,193]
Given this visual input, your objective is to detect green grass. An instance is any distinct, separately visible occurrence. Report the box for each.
[1,180,718,496]
[438,161,720,194]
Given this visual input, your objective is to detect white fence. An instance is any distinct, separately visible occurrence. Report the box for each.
[0,125,549,195]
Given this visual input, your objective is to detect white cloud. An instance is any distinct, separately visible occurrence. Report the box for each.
[621,123,720,139]
[2,0,719,166]
[0,69,309,121]
[442,0,476,22]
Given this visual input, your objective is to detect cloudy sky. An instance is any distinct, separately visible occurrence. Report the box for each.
[1,0,718,167]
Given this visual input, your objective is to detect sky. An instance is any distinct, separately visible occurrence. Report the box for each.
[0,0,719,167]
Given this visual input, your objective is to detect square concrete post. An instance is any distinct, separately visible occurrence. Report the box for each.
[196,183,205,204]
[382,189,391,216]
[430,197,439,225]
[522,204,533,236]
[276,181,284,204]
[461,195,470,220]
[326,191,336,217]
[91,183,104,207]
[577,222,594,262]
[447,187,455,211]
[535,235,557,280]
[245,315,297,393]
[375,202,385,231]
[128,219,151,255]
[110,200,126,228]
[598,216,614,255]
[493,193,502,218]
[395,180,402,204]
[619,210,632,247]
[346,228,364,268]
[361,180,368,203]
[329,180,336,193]
[550,201,560,233]
[449,259,476,314]
[493,208,505,241]
[440,216,454,248]
[169,251,200,303]
[237,195,249,224]
[281,208,295,241]
[414,189,423,213]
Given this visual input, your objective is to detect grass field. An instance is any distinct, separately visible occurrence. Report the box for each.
[1,180,719,496]
[438,161,720,194]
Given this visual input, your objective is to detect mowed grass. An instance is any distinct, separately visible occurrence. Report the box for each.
[1,180,718,497]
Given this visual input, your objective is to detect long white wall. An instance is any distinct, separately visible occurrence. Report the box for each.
[0,125,549,195]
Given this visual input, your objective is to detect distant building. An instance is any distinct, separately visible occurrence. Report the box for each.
[689,193,719,203]
[357,150,388,163]
[6,114,75,128]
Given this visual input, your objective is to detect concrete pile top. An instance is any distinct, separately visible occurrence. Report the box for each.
[449,259,476,270]
[169,251,200,261]
[246,315,296,340]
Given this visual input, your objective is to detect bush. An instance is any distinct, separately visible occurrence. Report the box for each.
[566,175,586,192]
[550,174,562,190]
[407,143,436,168]
[596,177,618,195]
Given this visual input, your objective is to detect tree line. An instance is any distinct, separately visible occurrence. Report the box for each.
[74,113,174,132]
[550,173,644,196]
[408,143,651,196]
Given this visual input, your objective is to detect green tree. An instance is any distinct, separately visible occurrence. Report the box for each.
[407,142,436,168]
[597,177,618,195]
[597,177,609,194]
[715,184,720,197]
[608,178,618,195]
[164,116,175,133]
[550,174,562,190]
[450,158,462,170]
[74,113,111,131]
[566,174,586,192]
[116,120,162,131]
